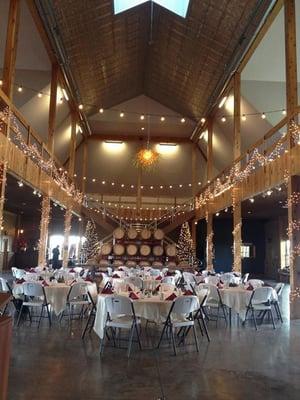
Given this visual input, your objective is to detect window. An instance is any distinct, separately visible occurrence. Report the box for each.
[241,245,250,258]
[49,235,85,260]
[280,239,290,268]
[114,0,190,17]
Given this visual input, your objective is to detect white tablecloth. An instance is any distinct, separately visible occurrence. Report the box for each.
[219,287,278,320]
[93,293,199,339]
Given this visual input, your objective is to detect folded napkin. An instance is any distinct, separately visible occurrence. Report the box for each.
[166,271,175,276]
[156,285,161,291]
[118,268,124,271]
[112,274,120,278]
[101,287,114,294]
[85,277,93,282]
[69,269,75,273]
[166,293,177,301]
[184,290,193,296]
[247,284,254,291]
[29,268,36,273]
[129,292,139,300]
[42,280,49,287]
[39,276,44,281]
[127,286,133,292]
[16,278,25,284]
[155,276,162,280]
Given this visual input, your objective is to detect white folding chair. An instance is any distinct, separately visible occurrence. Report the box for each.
[198,283,227,324]
[204,275,220,285]
[125,276,143,290]
[12,268,26,279]
[272,283,284,323]
[17,282,51,327]
[244,287,276,330]
[190,287,210,342]
[157,295,199,355]
[161,276,175,285]
[247,279,264,289]
[101,295,141,358]
[61,283,90,325]
[183,272,196,285]
[0,278,13,315]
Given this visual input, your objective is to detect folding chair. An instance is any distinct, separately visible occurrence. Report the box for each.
[272,283,284,323]
[243,287,276,330]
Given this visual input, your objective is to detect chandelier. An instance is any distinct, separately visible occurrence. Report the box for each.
[134,116,159,170]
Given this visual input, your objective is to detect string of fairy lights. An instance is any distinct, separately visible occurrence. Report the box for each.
[0,80,289,127]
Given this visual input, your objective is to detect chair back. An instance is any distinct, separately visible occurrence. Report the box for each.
[220,272,235,284]
[125,276,143,290]
[183,272,196,284]
[242,273,249,283]
[0,278,11,293]
[12,268,26,279]
[197,288,209,306]
[274,282,284,297]
[172,295,199,315]
[198,283,219,302]
[106,295,132,316]
[251,287,273,305]
[23,282,44,298]
[68,282,88,300]
[150,269,161,276]
[248,279,264,289]
[205,275,219,285]
[161,276,175,285]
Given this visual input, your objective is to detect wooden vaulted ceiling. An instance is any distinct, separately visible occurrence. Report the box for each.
[50,0,271,120]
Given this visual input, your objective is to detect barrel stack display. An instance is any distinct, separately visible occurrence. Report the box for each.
[99,227,177,268]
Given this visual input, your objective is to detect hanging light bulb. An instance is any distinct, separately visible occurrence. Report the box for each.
[180,118,185,123]
[18,86,23,92]
[160,116,165,122]
[120,112,124,118]
[200,117,206,123]
[221,116,226,122]
[261,112,266,119]
[78,104,83,110]
[99,108,104,113]
[38,92,42,98]
[242,114,246,121]
[140,114,145,120]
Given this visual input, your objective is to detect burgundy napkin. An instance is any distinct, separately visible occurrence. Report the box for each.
[112,274,120,278]
[196,272,202,276]
[184,290,193,296]
[217,282,224,289]
[42,280,49,287]
[16,278,25,284]
[101,287,114,294]
[166,271,175,276]
[29,268,36,273]
[156,285,161,291]
[69,268,75,273]
[156,276,162,280]
[247,284,254,291]
[166,293,177,301]
[85,277,93,282]
[128,286,133,292]
[129,292,139,300]
[119,268,124,271]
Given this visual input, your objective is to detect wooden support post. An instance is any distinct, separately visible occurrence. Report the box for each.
[38,196,51,267]
[68,113,77,176]
[206,212,214,271]
[285,0,299,318]
[48,63,58,155]
[82,139,88,193]
[137,167,142,213]
[192,144,197,206]
[0,163,7,240]
[233,72,242,273]
[207,118,213,182]
[2,0,20,99]
[62,208,72,268]
[191,219,197,251]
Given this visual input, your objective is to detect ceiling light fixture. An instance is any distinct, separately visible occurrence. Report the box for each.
[218,96,227,108]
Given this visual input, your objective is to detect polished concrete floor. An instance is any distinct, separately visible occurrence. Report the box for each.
[5,284,300,400]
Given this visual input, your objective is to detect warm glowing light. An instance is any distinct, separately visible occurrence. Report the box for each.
[249,198,254,203]
[92,178,96,182]
[103,141,125,153]
[156,143,178,155]
[216,212,220,216]
[181,118,186,123]
[99,108,104,113]
[219,96,227,108]
[160,116,165,122]
[242,114,247,121]
[38,92,42,98]
[62,88,69,101]
[140,114,145,120]
[135,148,159,169]
[282,109,287,115]
[200,117,206,123]
[141,127,145,131]
[261,113,266,119]
[18,86,23,92]
[78,104,83,110]
[120,112,124,118]
[200,130,208,142]
[267,190,272,196]
[221,116,226,122]
[102,181,106,184]
[0,80,3,86]
[225,95,234,114]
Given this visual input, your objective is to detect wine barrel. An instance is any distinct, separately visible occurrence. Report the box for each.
[153,229,164,240]
[113,244,125,256]
[140,244,151,256]
[166,244,177,257]
[113,227,125,240]
[101,243,112,256]
[153,245,164,256]
[126,260,137,268]
[127,227,138,240]
[99,259,109,267]
[126,244,138,256]
[152,261,163,268]
[140,228,151,240]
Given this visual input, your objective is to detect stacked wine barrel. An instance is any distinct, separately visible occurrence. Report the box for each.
[99,226,177,267]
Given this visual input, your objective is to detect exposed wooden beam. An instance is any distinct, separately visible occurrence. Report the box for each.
[2,0,20,99]
[68,112,77,176]
[195,142,207,162]
[88,134,190,143]
[285,0,299,319]
[48,63,58,154]
[206,118,213,182]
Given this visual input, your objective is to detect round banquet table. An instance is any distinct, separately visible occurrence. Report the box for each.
[219,286,278,320]
[13,282,97,316]
[93,292,200,340]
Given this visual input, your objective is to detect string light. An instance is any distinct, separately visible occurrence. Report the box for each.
[78,104,83,110]
[17,86,23,92]
[38,92,42,98]
[242,114,246,121]
[140,114,145,120]
[181,118,186,123]
[160,116,165,122]
[120,112,124,118]
[261,112,266,119]
[99,108,104,113]
[221,116,226,122]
